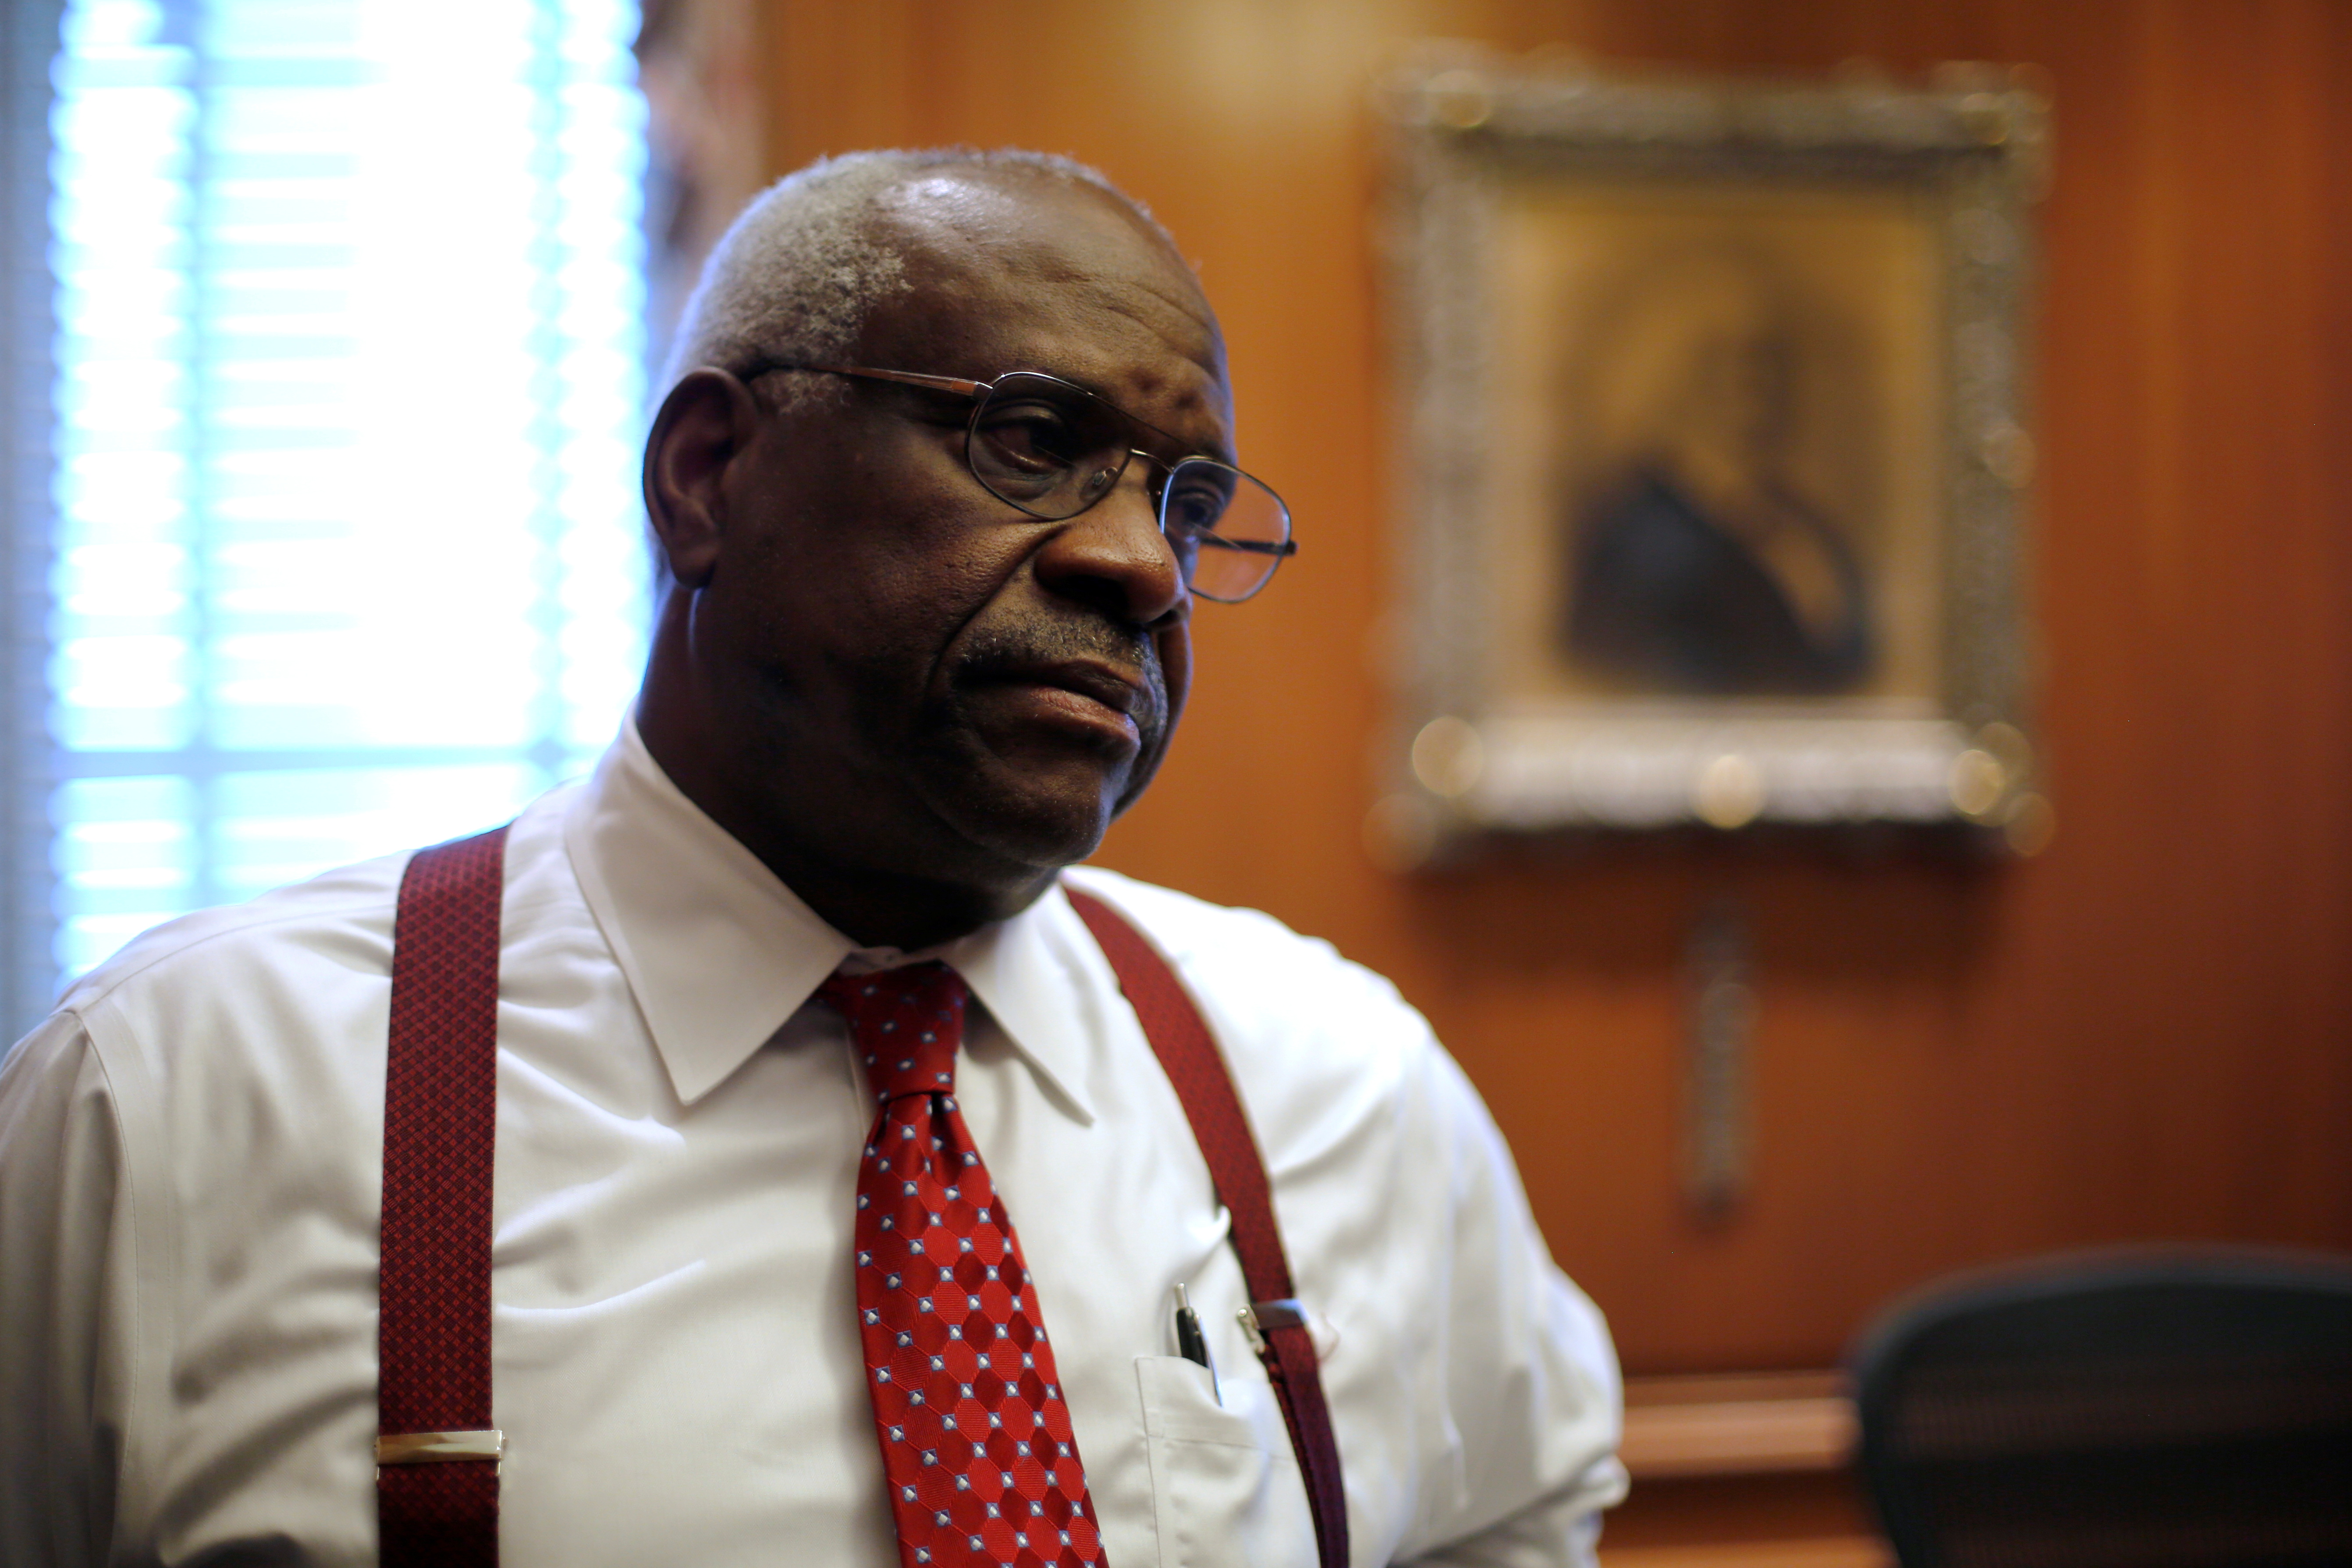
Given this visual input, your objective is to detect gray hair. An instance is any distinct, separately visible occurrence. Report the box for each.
[663,147,1177,406]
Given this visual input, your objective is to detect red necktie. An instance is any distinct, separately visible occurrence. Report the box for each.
[818,963,1107,1568]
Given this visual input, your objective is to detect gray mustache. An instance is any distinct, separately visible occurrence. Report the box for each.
[955,618,1167,727]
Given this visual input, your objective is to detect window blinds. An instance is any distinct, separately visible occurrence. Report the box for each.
[47,0,647,985]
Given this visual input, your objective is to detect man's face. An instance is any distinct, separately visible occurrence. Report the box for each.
[678,172,1227,910]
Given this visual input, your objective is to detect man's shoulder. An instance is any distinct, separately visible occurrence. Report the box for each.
[1062,865,1407,999]
[54,785,585,1026]
[56,849,411,1022]
[1058,865,1439,1094]
[1,846,417,1172]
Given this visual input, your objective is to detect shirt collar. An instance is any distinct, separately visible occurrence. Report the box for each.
[564,722,1101,1121]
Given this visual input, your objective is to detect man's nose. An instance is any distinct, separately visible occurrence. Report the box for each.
[1030,458,1187,627]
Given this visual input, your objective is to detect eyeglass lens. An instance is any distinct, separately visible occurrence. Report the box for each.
[964,372,1291,603]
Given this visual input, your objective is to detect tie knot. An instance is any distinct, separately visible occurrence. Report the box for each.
[817,960,967,1104]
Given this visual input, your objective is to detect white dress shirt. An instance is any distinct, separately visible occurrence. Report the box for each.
[0,723,1625,1568]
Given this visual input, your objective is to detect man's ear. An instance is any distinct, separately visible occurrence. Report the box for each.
[642,368,764,589]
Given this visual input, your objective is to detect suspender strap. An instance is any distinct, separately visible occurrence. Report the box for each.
[379,825,509,1568]
[1066,887,1351,1568]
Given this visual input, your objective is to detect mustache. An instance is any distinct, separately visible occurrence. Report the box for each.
[953,615,1168,727]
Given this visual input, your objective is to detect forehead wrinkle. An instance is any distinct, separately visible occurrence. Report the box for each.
[1045,281,1234,463]
[1051,273,1227,400]
[895,218,1215,359]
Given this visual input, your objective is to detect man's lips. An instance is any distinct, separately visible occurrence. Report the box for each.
[1021,660,1141,714]
[965,658,1152,747]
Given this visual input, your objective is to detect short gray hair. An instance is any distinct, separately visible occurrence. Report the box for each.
[663,147,1176,404]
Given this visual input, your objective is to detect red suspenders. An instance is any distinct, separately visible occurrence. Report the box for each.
[377,834,1349,1568]
[377,827,508,1568]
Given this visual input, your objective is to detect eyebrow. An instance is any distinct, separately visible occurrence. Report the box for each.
[1071,374,1236,468]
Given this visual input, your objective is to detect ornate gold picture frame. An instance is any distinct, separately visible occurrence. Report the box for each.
[1378,53,2048,857]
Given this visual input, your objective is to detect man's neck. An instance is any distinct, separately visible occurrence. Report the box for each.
[725,824,1059,952]
[634,712,1058,953]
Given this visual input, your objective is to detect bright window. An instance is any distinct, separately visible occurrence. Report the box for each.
[46,0,648,985]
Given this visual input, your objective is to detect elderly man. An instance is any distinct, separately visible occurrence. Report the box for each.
[0,150,1624,1567]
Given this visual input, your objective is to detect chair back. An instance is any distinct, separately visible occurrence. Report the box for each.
[1849,1249,2352,1568]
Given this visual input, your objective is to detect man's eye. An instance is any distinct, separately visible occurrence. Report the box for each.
[1162,476,1232,536]
[973,401,1086,472]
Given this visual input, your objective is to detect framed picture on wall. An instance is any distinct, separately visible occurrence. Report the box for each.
[1376,53,2049,858]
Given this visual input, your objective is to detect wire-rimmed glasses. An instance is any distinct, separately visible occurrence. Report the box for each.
[737,359,1296,604]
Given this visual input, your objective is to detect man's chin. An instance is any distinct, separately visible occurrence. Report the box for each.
[916,751,1131,880]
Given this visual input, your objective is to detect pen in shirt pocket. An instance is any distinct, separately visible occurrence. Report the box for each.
[1172,1283,1219,1404]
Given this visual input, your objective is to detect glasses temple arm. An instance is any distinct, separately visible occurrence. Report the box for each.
[731,359,988,398]
[1183,534,1298,558]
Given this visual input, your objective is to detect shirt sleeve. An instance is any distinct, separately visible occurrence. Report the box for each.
[1392,1041,1628,1564]
[1097,871,1631,1566]
[0,1012,136,1568]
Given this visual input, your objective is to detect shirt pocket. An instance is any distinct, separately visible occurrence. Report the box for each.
[1132,1355,1317,1568]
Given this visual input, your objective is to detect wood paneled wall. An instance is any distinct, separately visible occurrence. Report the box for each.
[755,0,2352,1372]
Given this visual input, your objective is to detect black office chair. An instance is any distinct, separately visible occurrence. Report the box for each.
[1849,1249,2352,1568]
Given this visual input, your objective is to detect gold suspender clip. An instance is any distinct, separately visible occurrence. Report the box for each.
[1236,1298,1308,1356]
[376,1429,505,1468]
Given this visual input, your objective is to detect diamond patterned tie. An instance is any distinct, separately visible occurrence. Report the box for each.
[818,962,1107,1568]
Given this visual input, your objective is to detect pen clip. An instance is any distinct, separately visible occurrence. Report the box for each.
[1173,1282,1220,1404]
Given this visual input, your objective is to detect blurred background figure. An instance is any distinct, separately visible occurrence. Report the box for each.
[1563,244,1872,695]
